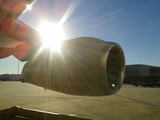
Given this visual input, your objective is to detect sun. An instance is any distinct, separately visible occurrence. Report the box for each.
[38,21,66,51]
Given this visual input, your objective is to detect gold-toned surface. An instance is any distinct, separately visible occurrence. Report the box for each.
[0,82,159,120]
[22,37,125,96]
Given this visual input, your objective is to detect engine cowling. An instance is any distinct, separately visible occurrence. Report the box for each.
[22,37,125,96]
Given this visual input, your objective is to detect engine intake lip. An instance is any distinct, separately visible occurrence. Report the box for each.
[106,45,125,92]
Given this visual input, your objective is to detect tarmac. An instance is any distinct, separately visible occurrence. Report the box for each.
[0,81,160,120]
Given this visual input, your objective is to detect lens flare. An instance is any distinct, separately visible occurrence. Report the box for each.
[38,21,66,51]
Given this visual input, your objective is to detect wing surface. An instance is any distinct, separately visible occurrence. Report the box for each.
[0,0,41,61]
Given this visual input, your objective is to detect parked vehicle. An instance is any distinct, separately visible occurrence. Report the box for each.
[133,79,160,87]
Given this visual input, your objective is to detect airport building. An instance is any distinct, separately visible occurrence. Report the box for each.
[0,74,22,81]
[124,64,160,84]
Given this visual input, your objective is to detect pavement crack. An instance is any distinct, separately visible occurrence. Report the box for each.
[114,94,160,109]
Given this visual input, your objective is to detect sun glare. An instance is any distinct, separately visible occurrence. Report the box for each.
[26,4,32,10]
[38,21,66,51]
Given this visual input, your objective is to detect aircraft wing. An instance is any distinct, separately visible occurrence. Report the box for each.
[0,0,42,61]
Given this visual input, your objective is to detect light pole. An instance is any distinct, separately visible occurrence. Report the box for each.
[18,60,20,74]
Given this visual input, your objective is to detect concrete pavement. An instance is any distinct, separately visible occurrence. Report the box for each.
[0,82,159,120]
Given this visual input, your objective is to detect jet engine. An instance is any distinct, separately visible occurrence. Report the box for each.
[22,37,125,96]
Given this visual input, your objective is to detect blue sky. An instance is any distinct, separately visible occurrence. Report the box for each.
[0,0,160,74]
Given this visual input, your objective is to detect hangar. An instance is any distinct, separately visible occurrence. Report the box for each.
[124,64,160,84]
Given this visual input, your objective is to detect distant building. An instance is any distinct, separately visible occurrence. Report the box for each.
[0,74,22,81]
[124,64,160,84]
[9,74,22,81]
[0,75,2,80]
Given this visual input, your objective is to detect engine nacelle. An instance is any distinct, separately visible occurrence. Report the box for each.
[22,37,125,96]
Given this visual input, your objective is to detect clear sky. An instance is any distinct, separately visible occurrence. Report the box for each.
[0,0,160,74]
